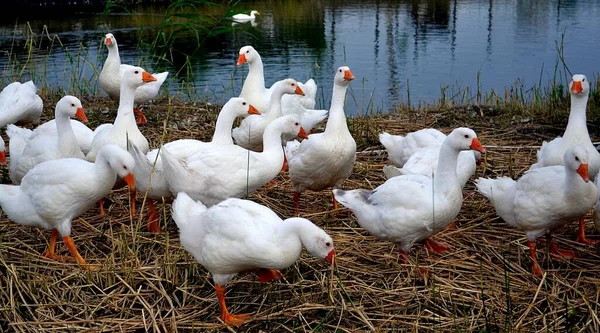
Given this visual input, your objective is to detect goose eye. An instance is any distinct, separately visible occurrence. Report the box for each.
[575,156,580,162]
[71,103,75,107]
[339,69,342,72]
[134,70,139,74]
[123,165,128,170]
[325,242,331,247]
[246,50,250,53]
[295,122,299,126]
[582,78,586,82]
[464,134,469,138]
[242,102,246,105]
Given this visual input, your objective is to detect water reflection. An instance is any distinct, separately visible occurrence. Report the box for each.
[0,0,598,115]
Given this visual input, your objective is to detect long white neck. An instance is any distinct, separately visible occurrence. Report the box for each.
[93,152,119,191]
[267,87,287,120]
[324,82,350,135]
[114,83,138,131]
[211,108,238,145]
[275,218,316,261]
[434,141,461,192]
[105,44,121,71]
[55,112,79,153]
[563,92,590,139]
[241,56,266,94]
[261,123,285,159]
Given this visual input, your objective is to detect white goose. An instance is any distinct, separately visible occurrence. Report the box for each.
[99,33,169,125]
[237,45,317,114]
[232,78,304,151]
[476,145,596,275]
[87,66,155,162]
[0,81,43,129]
[379,128,447,167]
[285,66,356,214]
[7,96,88,184]
[128,97,260,232]
[529,74,600,244]
[334,128,485,261]
[383,146,480,188]
[0,144,135,270]
[172,192,335,326]
[161,115,308,207]
[232,10,260,21]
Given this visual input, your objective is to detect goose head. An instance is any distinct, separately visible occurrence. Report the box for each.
[289,217,335,264]
[98,144,136,189]
[222,97,260,117]
[250,10,260,16]
[272,115,308,140]
[104,33,117,48]
[237,45,259,66]
[446,127,485,153]
[570,74,589,95]
[275,78,305,96]
[334,66,355,86]
[565,145,590,182]
[0,136,5,165]
[56,95,87,123]
[121,66,157,90]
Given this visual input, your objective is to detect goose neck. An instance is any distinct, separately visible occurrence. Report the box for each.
[324,83,350,135]
[114,84,138,129]
[211,108,237,144]
[564,93,590,139]
[55,112,78,152]
[434,141,461,191]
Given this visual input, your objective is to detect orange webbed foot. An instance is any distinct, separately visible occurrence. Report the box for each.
[222,312,251,326]
[257,268,283,283]
[424,238,451,254]
[134,108,148,125]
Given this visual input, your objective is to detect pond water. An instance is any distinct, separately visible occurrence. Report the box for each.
[1,0,599,116]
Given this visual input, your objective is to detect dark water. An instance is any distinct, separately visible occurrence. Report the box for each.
[1,0,599,116]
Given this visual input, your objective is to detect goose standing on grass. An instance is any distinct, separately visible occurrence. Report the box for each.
[232,10,260,21]
[529,74,600,244]
[87,66,155,162]
[128,98,260,232]
[232,78,304,151]
[0,81,43,129]
[99,33,169,125]
[6,96,88,184]
[334,128,485,262]
[0,136,6,165]
[476,146,596,276]
[172,192,335,326]
[285,66,356,214]
[236,45,317,114]
[0,145,135,270]
[379,128,447,167]
[383,146,481,188]
[162,115,308,207]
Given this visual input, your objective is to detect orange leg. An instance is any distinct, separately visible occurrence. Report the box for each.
[397,248,408,263]
[446,222,457,230]
[215,284,250,326]
[257,268,283,282]
[63,236,100,271]
[548,236,577,259]
[331,191,338,210]
[134,107,148,125]
[576,217,599,245]
[42,230,71,262]
[527,240,544,276]
[293,192,301,215]
[129,189,137,216]
[281,156,288,172]
[98,198,106,216]
[146,199,162,233]
[424,238,451,254]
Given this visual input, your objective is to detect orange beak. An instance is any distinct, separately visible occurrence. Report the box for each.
[571,80,583,94]
[470,138,486,153]
[295,85,305,96]
[237,53,247,66]
[325,249,336,264]
[248,104,261,115]
[75,107,88,124]
[105,37,112,46]
[344,69,355,81]
[142,72,157,83]
[123,172,135,190]
[577,163,590,182]
[0,151,6,165]
[298,127,309,140]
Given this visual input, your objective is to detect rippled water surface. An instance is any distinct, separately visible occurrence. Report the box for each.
[1,0,599,115]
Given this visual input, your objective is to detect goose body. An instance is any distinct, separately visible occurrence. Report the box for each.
[285,66,356,213]
[476,145,596,275]
[0,145,135,269]
[162,115,307,207]
[7,96,88,184]
[379,128,447,167]
[87,66,155,161]
[232,10,260,21]
[172,192,334,326]
[334,128,485,258]
[0,81,43,129]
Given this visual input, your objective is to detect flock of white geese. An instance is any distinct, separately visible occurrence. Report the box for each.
[0,32,598,326]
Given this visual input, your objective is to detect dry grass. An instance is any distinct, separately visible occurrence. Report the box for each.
[1,97,600,332]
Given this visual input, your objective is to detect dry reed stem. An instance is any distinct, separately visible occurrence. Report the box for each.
[1,98,600,332]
